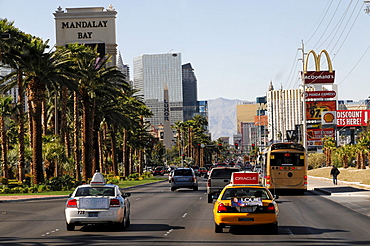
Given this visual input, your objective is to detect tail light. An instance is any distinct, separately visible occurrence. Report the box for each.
[267,203,275,212]
[207,179,211,188]
[192,177,196,182]
[110,199,121,207]
[304,175,308,186]
[217,203,227,213]
[171,177,174,182]
[266,175,271,185]
[66,199,77,208]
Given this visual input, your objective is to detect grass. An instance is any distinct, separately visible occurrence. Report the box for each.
[308,167,370,185]
[0,176,167,196]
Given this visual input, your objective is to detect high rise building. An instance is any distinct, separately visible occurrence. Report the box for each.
[182,63,198,121]
[133,53,183,128]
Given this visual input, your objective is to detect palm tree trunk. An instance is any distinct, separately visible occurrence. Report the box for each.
[17,70,25,182]
[111,125,118,176]
[81,93,94,181]
[0,115,8,178]
[28,80,45,184]
[73,91,81,181]
[123,129,129,177]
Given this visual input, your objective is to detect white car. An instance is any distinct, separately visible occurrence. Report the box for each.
[65,172,131,231]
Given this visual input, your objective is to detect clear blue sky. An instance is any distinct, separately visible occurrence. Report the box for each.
[1,0,370,101]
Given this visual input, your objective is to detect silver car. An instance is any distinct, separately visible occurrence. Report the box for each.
[65,172,131,231]
[170,168,198,191]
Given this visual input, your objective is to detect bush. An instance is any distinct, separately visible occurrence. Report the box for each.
[308,153,326,169]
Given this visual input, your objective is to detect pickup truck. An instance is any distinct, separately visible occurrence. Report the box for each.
[206,167,240,203]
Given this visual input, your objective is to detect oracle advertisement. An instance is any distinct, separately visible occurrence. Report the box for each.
[337,110,370,127]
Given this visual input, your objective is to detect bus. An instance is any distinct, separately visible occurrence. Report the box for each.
[259,142,307,194]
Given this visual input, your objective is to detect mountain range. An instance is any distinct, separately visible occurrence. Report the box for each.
[207,97,247,142]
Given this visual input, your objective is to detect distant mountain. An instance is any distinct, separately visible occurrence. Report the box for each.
[207,97,247,142]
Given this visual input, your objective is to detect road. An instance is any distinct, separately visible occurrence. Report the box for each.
[1,178,370,245]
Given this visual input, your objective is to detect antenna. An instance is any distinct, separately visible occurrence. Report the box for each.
[167,49,173,53]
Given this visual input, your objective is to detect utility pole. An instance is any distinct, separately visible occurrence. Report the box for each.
[300,40,307,150]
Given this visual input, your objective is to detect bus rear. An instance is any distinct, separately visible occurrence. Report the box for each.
[263,143,307,194]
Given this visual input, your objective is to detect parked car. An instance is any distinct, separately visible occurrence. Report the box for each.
[170,168,198,191]
[65,172,131,231]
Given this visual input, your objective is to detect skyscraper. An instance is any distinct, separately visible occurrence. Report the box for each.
[182,63,198,121]
[133,53,183,128]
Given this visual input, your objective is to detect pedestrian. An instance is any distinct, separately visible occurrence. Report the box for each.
[330,165,340,185]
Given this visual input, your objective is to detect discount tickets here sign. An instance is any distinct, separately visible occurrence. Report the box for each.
[337,110,370,127]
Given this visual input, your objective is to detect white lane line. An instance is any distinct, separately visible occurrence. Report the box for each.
[164,229,173,236]
[182,213,188,218]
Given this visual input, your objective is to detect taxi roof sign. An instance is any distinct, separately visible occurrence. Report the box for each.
[231,172,260,185]
[90,171,106,186]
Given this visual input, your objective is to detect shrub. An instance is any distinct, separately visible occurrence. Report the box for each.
[308,153,326,169]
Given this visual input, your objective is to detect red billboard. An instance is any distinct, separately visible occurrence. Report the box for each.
[337,110,370,127]
[306,101,336,120]
[304,71,335,84]
[307,128,335,141]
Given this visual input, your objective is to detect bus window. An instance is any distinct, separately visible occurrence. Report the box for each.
[270,153,304,166]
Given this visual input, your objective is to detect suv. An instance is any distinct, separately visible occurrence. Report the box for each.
[170,168,198,191]
[206,167,240,203]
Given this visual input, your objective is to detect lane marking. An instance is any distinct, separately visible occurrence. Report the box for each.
[182,213,188,218]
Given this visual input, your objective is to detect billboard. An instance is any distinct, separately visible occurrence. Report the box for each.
[337,110,370,127]
[306,101,336,120]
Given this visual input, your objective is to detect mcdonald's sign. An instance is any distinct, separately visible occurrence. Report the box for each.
[303,50,335,84]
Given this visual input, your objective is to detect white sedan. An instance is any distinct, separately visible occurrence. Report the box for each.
[65,172,131,231]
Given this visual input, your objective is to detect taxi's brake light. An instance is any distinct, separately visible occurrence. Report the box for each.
[110,199,120,207]
[267,203,275,212]
[207,179,211,187]
[67,199,77,208]
[217,203,227,212]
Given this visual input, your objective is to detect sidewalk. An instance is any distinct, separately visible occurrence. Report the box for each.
[0,194,67,202]
[308,176,370,218]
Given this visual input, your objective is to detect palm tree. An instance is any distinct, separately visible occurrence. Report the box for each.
[0,95,14,178]
[0,19,27,182]
[323,137,336,167]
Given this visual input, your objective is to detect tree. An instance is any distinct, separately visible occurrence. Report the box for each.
[0,95,14,178]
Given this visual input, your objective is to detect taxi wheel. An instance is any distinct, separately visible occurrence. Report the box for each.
[193,186,198,191]
[66,222,75,231]
[126,215,131,227]
[171,187,176,191]
[215,223,223,233]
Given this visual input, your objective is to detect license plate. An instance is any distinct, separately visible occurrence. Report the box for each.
[88,212,99,217]
[238,218,254,221]
[240,206,256,212]
[177,178,188,182]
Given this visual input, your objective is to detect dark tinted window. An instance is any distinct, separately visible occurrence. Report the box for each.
[211,169,239,179]
[270,153,304,166]
[174,169,193,176]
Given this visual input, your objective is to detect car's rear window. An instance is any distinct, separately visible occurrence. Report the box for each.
[174,169,193,176]
[210,169,239,179]
[75,187,115,197]
[221,188,270,200]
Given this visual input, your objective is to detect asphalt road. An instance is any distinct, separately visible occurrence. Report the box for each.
[1,177,370,245]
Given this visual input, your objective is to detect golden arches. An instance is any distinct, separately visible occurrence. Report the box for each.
[304,49,333,73]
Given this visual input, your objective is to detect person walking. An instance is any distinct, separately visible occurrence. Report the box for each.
[330,165,340,185]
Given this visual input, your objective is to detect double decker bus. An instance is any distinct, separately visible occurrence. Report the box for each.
[259,142,307,194]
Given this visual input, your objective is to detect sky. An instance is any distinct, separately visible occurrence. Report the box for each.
[1,0,370,102]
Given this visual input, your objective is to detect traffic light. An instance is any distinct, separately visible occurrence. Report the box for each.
[218,143,222,147]
[251,143,255,147]
[234,143,239,149]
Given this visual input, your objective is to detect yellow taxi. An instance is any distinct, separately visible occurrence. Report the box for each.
[213,172,279,233]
